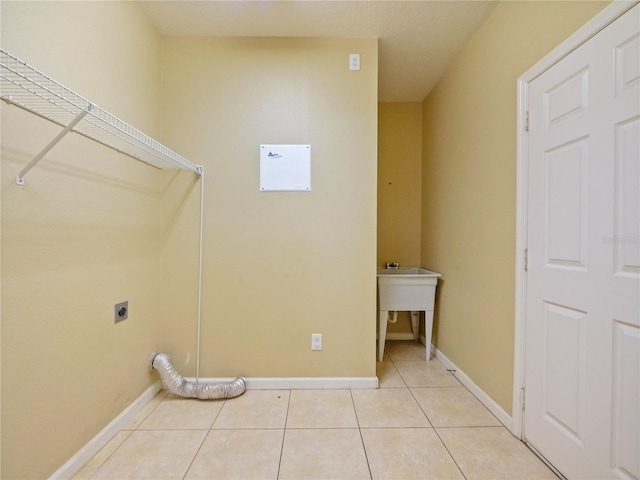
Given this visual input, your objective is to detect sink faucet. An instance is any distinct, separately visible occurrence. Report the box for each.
[385,262,399,269]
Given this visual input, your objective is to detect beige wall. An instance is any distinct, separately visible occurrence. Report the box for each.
[1,2,165,478]
[377,103,422,334]
[420,0,609,413]
[160,37,378,378]
[1,17,378,478]
[2,0,606,475]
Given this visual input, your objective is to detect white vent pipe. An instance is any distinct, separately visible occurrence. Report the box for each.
[151,353,246,400]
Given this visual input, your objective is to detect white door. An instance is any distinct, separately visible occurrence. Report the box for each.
[525,5,639,479]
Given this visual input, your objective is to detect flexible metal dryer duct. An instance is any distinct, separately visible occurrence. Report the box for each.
[151,353,246,400]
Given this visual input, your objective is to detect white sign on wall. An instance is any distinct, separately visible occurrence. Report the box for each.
[260,144,311,191]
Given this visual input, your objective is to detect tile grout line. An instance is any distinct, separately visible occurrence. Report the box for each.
[80,430,133,480]
[385,342,473,480]
[431,426,469,480]
[350,389,374,480]
[180,429,212,480]
[129,390,167,431]
[81,390,170,479]
[386,344,410,388]
[179,397,229,480]
[133,390,169,430]
[407,385,435,427]
[406,386,469,480]
[275,389,292,479]
[209,397,227,430]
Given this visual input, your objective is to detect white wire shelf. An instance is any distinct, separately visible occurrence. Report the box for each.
[0,48,202,184]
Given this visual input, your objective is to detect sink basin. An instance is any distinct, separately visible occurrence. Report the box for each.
[377,267,442,361]
[377,268,441,311]
[377,267,439,276]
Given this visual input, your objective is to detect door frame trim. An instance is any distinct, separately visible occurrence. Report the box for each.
[512,0,639,439]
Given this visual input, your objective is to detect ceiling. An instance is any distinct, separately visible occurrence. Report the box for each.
[137,1,498,102]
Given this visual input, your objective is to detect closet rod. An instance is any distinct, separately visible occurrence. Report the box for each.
[0,48,202,182]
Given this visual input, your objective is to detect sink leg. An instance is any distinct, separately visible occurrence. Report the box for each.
[378,310,388,361]
[424,310,434,361]
[410,311,419,341]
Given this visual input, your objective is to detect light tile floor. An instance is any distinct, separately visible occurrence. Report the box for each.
[72,341,558,480]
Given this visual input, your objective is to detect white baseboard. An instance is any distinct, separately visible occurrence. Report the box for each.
[432,347,513,430]
[49,381,162,480]
[185,376,379,389]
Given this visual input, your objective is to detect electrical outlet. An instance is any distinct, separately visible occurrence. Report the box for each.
[349,53,360,71]
[114,301,128,323]
[311,333,323,350]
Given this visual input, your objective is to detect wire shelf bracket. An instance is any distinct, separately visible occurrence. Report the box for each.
[15,105,91,185]
[0,48,203,184]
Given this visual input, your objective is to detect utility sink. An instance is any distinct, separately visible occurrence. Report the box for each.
[377,267,442,361]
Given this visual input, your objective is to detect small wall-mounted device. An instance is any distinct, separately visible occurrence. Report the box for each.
[311,333,323,351]
[114,301,128,323]
[349,53,360,71]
